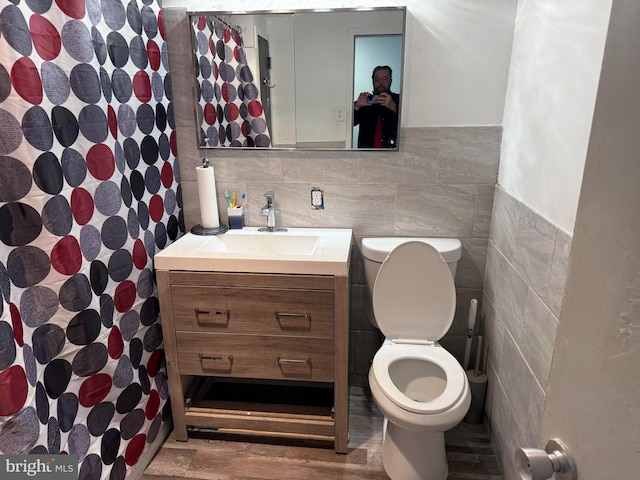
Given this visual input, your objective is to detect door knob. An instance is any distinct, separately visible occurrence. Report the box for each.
[515,439,576,480]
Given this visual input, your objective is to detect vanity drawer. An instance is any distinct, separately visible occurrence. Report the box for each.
[170,285,334,337]
[176,332,334,382]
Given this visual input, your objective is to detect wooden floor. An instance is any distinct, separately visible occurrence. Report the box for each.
[142,387,502,480]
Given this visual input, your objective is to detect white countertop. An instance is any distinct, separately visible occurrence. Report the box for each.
[154,227,353,275]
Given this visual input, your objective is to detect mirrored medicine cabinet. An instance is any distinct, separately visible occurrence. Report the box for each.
[188,7,406,151]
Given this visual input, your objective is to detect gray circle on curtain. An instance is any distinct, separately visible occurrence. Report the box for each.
[70,63,102,104]
[21,107,53,152]
[1,5,32,56]
[79,105,108,143]
[0,156,31,201]
[61,20,93,62]
[130,35,148,69]
[41,62,70,105]
[102,0,127,30]
[118,104,137,137]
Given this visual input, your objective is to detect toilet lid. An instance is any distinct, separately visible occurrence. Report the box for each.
[372,241,456,341]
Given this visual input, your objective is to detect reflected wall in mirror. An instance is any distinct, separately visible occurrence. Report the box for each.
[188,7,406,151]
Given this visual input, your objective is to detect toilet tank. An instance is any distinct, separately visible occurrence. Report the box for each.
[361,237,462,296]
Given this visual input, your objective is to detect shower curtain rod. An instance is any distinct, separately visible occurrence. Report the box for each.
[212,15,242,35]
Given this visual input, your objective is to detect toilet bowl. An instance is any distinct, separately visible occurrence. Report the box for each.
[366,241,471,480]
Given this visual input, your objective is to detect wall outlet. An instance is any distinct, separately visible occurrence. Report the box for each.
[311,187,324,209]
[335,106,345,122]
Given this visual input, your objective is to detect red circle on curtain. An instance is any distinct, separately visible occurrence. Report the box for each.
[79,374,112,408]
[158,9,166,40]
[247,100,263,117]
[227,103,239,121]
[146,349,164,377]
[133,71,152,103]
[10,303,24,347]
[125,434,147,466]
[213,62,219,80]
[0,366,28,416]
[132,239,147,270]
[147,40,161,71]
[30,15,61,61]
[86,144,115,180]
[51,236,82,275]
[55,0,85,19]
[197,15,207,30]
[114,280,137,313]
[160,161,173,188]
[221,83,230,102]
[203,103,217,125]
[169,130,178,156]
[149,195,164,222]
[108,326,124,359]
[145,390,160,420]
[11,57,43,105]
[223,28,231,43]
[107,105,117,139]
[71,187,95,225]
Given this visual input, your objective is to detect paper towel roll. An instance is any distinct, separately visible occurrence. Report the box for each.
[196,165,220,228]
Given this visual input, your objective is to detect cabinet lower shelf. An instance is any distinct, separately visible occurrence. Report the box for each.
[184,378,336,443]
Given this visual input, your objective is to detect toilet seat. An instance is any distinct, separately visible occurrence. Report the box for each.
[372,241,456,342]
[371,241,465,415]
[372,343,467,414]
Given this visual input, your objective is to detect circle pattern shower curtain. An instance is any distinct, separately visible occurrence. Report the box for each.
[0,0,183,478]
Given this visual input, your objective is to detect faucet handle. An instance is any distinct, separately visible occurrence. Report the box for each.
[264,191,275,204]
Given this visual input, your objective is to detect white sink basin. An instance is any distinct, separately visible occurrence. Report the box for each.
[154,227,352,275]
[212,232,319,256]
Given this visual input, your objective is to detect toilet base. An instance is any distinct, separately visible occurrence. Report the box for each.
[383,421,448,480]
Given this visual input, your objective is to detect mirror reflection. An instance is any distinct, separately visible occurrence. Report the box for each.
[188,8,406,150]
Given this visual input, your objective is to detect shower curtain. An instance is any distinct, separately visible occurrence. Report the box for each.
[192,15,272,147]
[0,0,182,478]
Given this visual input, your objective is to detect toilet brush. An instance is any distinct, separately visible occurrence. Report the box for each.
[474,336,483,377]
[465,333,488,424]
[463,299,477,370]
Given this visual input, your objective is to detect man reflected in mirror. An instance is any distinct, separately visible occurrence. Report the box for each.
[354,65,399,148]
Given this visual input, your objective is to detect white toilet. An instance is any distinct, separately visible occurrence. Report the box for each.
[362,239,471,480]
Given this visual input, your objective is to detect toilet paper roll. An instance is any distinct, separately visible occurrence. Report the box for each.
[196,165,220,228]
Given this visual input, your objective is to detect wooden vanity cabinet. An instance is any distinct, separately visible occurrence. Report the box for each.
[156,270,350,453]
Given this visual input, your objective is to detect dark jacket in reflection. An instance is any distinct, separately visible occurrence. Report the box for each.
[353,92,400,148]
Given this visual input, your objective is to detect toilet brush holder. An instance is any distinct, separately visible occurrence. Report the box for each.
[463,371,487,424]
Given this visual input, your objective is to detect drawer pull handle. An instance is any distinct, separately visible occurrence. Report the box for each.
[277,357,312,366]
[194,308,230,326]
[200,354,233,362]
[274,312,311,326]
[199,354,233,371]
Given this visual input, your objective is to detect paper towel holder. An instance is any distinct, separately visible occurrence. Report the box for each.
[515,439,576,480]
[192,158,229,235]
[191,224,229,235]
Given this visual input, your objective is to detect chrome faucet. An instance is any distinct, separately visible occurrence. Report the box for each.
[259,192,276,231]
[259,191,287,232]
